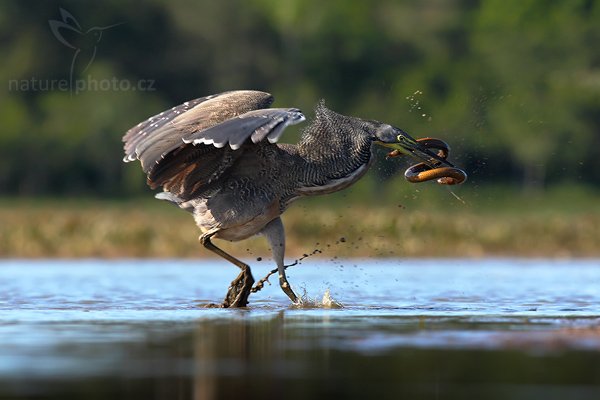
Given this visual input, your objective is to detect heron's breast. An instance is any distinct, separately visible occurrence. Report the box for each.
[194,198,282,242]
[296,160,371,196]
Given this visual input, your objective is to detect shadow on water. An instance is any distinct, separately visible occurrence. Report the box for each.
[4,314,600,400]
[1,259,600,399]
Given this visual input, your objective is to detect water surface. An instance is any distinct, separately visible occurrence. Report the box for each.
[1,259,599,399]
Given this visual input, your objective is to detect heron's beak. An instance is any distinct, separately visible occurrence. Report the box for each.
[379,131,456,168]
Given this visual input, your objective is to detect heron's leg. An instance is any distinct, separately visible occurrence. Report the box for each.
[261,217,298,303]
[199,231,254,308]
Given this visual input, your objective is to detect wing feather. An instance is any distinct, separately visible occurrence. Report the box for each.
[123,90,274,171]
[122,96,210,162]
[122,90,305,200]
[183,108,305,150]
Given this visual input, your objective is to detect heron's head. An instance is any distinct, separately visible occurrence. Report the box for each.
[372,124,455,169]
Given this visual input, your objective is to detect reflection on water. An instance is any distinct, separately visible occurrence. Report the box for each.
[0,259,600,399]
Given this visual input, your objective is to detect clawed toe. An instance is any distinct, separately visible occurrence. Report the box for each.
[222,269,255,308]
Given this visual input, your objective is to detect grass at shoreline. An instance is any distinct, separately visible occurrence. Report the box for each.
[1,185,600,259]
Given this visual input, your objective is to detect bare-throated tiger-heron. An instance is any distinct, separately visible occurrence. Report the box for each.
[122,90,465,307]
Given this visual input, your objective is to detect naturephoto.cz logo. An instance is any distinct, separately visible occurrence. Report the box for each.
[9,75,156,94]
[7,8,155,95]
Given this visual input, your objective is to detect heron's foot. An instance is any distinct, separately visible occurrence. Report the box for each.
[280,277,298,304]
[222,268,255,308]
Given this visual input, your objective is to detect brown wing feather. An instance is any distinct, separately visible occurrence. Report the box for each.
[122,90,274,172]
[148,145,243,200]
[122,90,305,201]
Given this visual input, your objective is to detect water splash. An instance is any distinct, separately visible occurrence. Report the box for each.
[406,90,431,120]
[285,248,323,269]
[292,288,343,309]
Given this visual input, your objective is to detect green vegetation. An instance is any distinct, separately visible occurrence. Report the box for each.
[1,1,600,196]
[1,1,599,258]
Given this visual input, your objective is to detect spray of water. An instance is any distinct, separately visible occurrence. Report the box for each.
[291,288,343,309]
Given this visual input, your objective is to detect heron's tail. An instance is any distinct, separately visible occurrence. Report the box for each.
[155,191,181,203]
[155,191,195,212]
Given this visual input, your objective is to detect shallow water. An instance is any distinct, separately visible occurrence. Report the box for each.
[1,259,600,399]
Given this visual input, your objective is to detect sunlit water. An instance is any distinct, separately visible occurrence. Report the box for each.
[1,259,600,399]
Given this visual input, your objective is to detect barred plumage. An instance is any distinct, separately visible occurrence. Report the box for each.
[123,90,425,308]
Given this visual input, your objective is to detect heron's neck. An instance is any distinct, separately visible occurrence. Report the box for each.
[292,104,374,196]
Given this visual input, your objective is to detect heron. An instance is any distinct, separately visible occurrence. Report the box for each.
[122,90,465,307]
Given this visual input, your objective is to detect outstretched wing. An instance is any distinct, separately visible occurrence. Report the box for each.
[123,90,274,171]
[182,107,305,149]
[122,90,305,200]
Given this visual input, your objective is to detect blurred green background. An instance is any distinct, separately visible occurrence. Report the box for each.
[1,0,600,257]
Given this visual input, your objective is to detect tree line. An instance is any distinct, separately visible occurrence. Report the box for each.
[1,0,599,196]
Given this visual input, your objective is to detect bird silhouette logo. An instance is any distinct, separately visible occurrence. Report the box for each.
[49,8,121,90]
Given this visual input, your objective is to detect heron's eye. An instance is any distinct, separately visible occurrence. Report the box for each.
[396,135,406,142]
